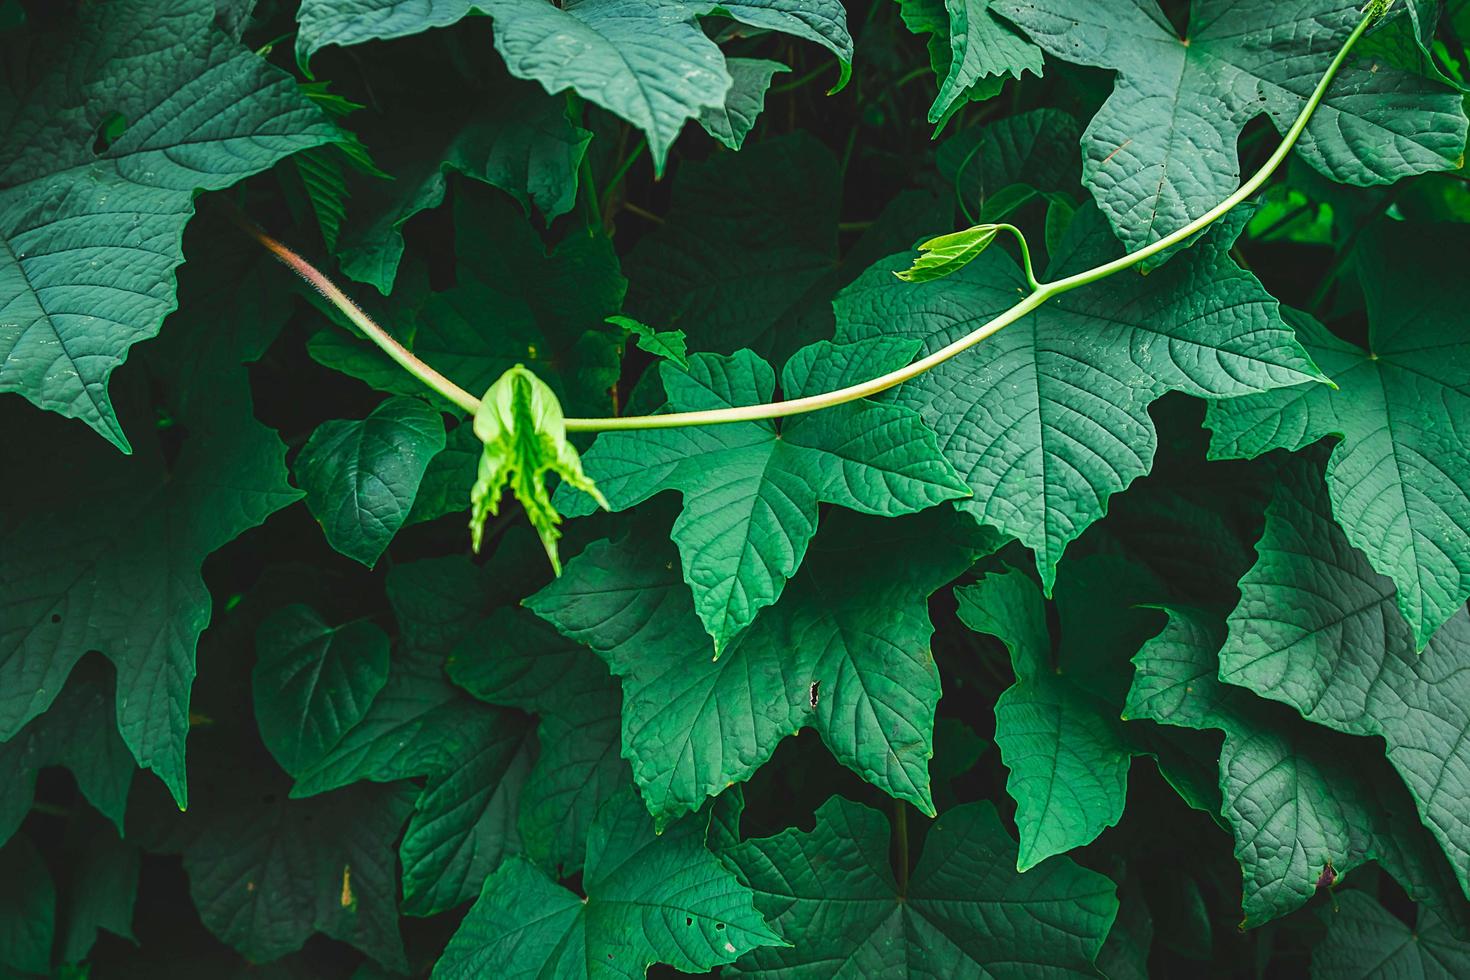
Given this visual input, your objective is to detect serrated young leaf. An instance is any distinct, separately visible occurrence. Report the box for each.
[0,0,334,449]
[1220,455,1470,901]
[623,133,839,356]
[1130,604,1470,927]
[337,83,592,294]
[0,659,133,848]
[251,605,392,777]
[894,224,1001,282]
[295,396,447,568]
[0,835,53,976]
[836,202,1325,591]
[448,607,627,876]
[608,315,690,369]
[433,788,783,979]
[722,796,1118,978]
[176,771,414,971]
[1312,890,1470,979]
[1207,226,1470,648]
[529,507,1003,825]
[477,0,730,176]
[955,557,1166,870]
[470,365,608,572]
[994,0,1468,253]
[697,58,789,150]
[562,340,969,648]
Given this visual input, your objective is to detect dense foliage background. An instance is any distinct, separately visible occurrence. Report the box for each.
[3,0,1470,976]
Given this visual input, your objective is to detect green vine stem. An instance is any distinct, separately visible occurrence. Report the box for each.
[240,7,1382,434]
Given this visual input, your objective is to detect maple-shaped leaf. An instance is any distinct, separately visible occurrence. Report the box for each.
[1220,455,1470,901]
[449,607,628,877]
[1207,224,1470,648]
[1313,890,1470,978]
[560,338,971,648]
[836,202,1324,591]
[0,249,303,809]
[955,557,1167,870]
[722,796,1118,978]
[994,0,1468,252]
[471,365,608,572]
[529,507,1003,825]
[432,788,783,979]
[1130,605,1470,928]
[0,0,334,449]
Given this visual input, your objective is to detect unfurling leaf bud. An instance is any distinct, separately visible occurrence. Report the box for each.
[894,224,1001,284]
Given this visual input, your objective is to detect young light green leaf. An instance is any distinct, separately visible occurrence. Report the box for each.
[294,397,447,568]
[607,315,689,369]
[0,0,334,450]
[529,507,1003,826]
[470,365,609,573]
[893,224,1001,283]
[722,797,1118,978]
[432,788,784,979]
[1220,456,1470,901]
[697,58,789,150]
[1206,226,1470,649]
[559,340,971,649]
[994,0,1468,253]
[836,202,1325,592]
[251,605,392,778]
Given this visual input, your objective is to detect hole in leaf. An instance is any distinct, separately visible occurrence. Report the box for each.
[92,111,127,154]
[50,614,60,624]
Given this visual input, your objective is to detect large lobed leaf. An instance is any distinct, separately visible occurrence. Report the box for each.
[723,795,1119,977]
[530,507,1003,825]
[995,0,1468,252]
[1207,225,1470,648]
[836,203,1325,590]
[0,0,334,448]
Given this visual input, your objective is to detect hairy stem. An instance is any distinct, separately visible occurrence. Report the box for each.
[237,9,1377,433]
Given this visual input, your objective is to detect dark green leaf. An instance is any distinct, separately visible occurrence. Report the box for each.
[295,396,447,568]
[723,796,1118,977]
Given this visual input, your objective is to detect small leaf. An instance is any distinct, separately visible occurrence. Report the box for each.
[893,224,1000,283]
[607,314,689,369]
[469,366,608,572]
